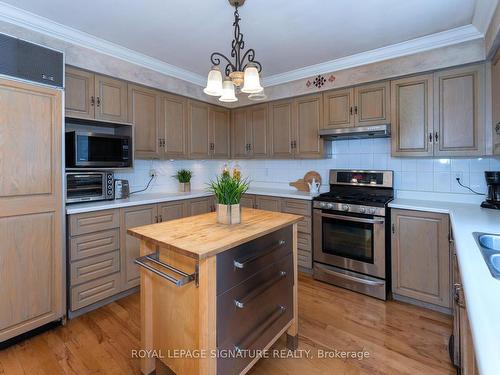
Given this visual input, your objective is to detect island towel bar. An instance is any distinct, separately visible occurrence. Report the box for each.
[134,253,197,287]
[233,240,286,269]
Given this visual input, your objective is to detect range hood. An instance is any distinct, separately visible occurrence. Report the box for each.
[319,124,391,141]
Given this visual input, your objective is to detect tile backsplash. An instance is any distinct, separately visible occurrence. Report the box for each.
[117,138,500,198]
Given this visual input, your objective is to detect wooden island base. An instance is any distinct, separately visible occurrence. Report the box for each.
[128,208,302,375]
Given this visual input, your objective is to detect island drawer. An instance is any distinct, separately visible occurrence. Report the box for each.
[70,250,120,286]
[69,229,120,261]
[69,209,120,236]
[217,254,293,375]
[216,226,292,295]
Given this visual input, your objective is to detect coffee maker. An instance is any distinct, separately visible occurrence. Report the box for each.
[481,171,500,209]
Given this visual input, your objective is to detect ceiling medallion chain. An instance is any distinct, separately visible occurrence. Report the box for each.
[204,0,265,103]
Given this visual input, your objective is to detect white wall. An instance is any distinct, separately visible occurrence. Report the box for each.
[116,138,500,200]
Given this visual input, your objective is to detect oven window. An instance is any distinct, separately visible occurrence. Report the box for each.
[322,216,374,263]
[67,174,103,200]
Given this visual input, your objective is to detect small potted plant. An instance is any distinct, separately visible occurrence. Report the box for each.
[173,169,193,192]
[208,174,250,225]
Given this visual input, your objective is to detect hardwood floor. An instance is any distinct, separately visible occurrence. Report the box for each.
[0,274,455,375]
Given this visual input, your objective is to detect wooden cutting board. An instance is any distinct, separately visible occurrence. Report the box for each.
[289,171,322,192]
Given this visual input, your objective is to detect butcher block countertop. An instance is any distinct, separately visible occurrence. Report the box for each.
[127,207,303,260]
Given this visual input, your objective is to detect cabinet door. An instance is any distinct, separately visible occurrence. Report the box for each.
[65,66,95,119]
[269,99,294,158]
[210,107,231,159]
[255,196,281,212]
[354,81,390,127]
[121,204,157,290]
[158,201,187,222]
[248,104,269,158]
[0,79,63,341]
[294,94,324,159]
[391,209,450,308]
[391,75,434,157]
[492,52,500,155]
[231,108,250,159]
[161,93,188,159]
[434,65,484,156]
[188,100,210,159]
[323,88,354,129]
[128,84,161,159]
[240,194,255,208]
[94,74,128,123]
[187,197,213,216]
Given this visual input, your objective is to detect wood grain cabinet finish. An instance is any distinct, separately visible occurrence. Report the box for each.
[231,104,269,159]
[0,79,63,341]
[269,99,295,158]
[188,197,213,216]
[239,194,256,208]
[294,94,325,158]
[391,74,434,156]
[70,250,120,286]
[354,81,390,127]
[492,51,500,155]
[69,209,120,236]
[65,66,95,119]
[71,273,122,311]
[94,74,128,123]
[158,200,188,222]
[433,65,484,156]
[128,84,161,159]
[255,196,281,212]
[120,204,158,290]
[161,93,188,159]
[210,106,231,159]
[391,209,451,309]
[188,100,211,159]
[323,88,354,129]
[69,228,120,261]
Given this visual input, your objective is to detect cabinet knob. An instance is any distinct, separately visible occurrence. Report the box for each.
[96,97,101,107]
[429,133,433,143]
[354,106,358,115]
[90,96,95,106]
[434,132,439,143]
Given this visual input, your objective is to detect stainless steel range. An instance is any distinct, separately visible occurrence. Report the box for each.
[313,169,394,300]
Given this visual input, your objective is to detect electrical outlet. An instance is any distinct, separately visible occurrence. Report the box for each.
[454,172,463,181]
[149,169,157,178]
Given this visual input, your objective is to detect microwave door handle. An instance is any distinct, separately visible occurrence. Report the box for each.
[320,212,385,225]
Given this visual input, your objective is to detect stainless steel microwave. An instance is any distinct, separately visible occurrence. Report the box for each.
[65,131,131,168]
[66,172,114,203]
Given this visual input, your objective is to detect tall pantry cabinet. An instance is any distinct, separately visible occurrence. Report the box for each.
[0,78,64,341]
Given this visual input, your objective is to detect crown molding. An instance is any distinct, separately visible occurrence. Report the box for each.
[0,1,207,86]
[262,25,483,87]
[473,0,499,34]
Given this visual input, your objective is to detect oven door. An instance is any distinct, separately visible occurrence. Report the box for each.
[66,173,106,203]
[313,209,386,278]
[74,132,130,168]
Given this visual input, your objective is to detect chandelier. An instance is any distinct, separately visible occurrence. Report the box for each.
[204,0,266,102]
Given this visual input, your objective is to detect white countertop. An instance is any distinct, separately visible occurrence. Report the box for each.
[66,187,315,214]
[389,198,500,375]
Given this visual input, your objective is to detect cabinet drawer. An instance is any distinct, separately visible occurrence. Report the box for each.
[298,232,311,251]
[70,273,121,311]
[217,226,292,295]
[69,229,120,261]
[297,216,311,234]
[281,199,311,216]
[217,254,293,375]
[69,209,119,236]
[70,250,120,286]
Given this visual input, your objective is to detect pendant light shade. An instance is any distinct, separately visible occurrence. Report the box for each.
[248,89,267,101]
[241,64,263,93]
[203,66,223,96]
[219,78,238,102]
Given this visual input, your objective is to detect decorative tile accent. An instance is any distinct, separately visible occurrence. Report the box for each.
[306,74,335,89]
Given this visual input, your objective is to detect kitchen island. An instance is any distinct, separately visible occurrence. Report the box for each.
[127,208,303,375]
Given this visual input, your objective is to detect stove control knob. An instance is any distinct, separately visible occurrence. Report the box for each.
[341,204,350,212]
[358,207,366,214]
[368,208,376,214]
[326,203,334,209]
[318,202,326,208]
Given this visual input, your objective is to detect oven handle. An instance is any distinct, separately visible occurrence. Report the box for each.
[319,266,385,286]
[318,212,385,224]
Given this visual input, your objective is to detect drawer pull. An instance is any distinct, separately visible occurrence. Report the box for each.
[234,305,286,352]
[234,271,287,309]
[233,240,286,269]
[134,252,197,287]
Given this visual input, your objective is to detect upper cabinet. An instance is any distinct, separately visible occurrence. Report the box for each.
[160,93,188,159]
[322,82,390,129]
[433,65,484,156]
[270,94,328,159]
[492,51,500,155]
[391,74,434,157]
[65,66,128,123]
[391,64,485,157]
[231,103,269,159]
[210,106,231,159]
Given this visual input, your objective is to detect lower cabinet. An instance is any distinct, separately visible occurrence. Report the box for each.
[67,197,215,316]
[391,209,451,310]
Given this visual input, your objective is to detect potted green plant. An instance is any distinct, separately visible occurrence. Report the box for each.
[207,174,250,224]
[173,169,193,192]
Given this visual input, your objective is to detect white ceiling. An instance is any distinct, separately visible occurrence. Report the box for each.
[0,0,492,83]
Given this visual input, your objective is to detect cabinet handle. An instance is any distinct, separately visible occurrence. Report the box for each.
[96,97,101,107]
[155,215,158,223]
[391,223,395,234]
[248,143,252,151]
[434,132,439,143]
[90,96,95,106]
[234,271,287,309]
[354,106,358,114]
[159,215,163,222]
[233,240,286,269]
[429,133,433,143]
[350,106,353,115]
